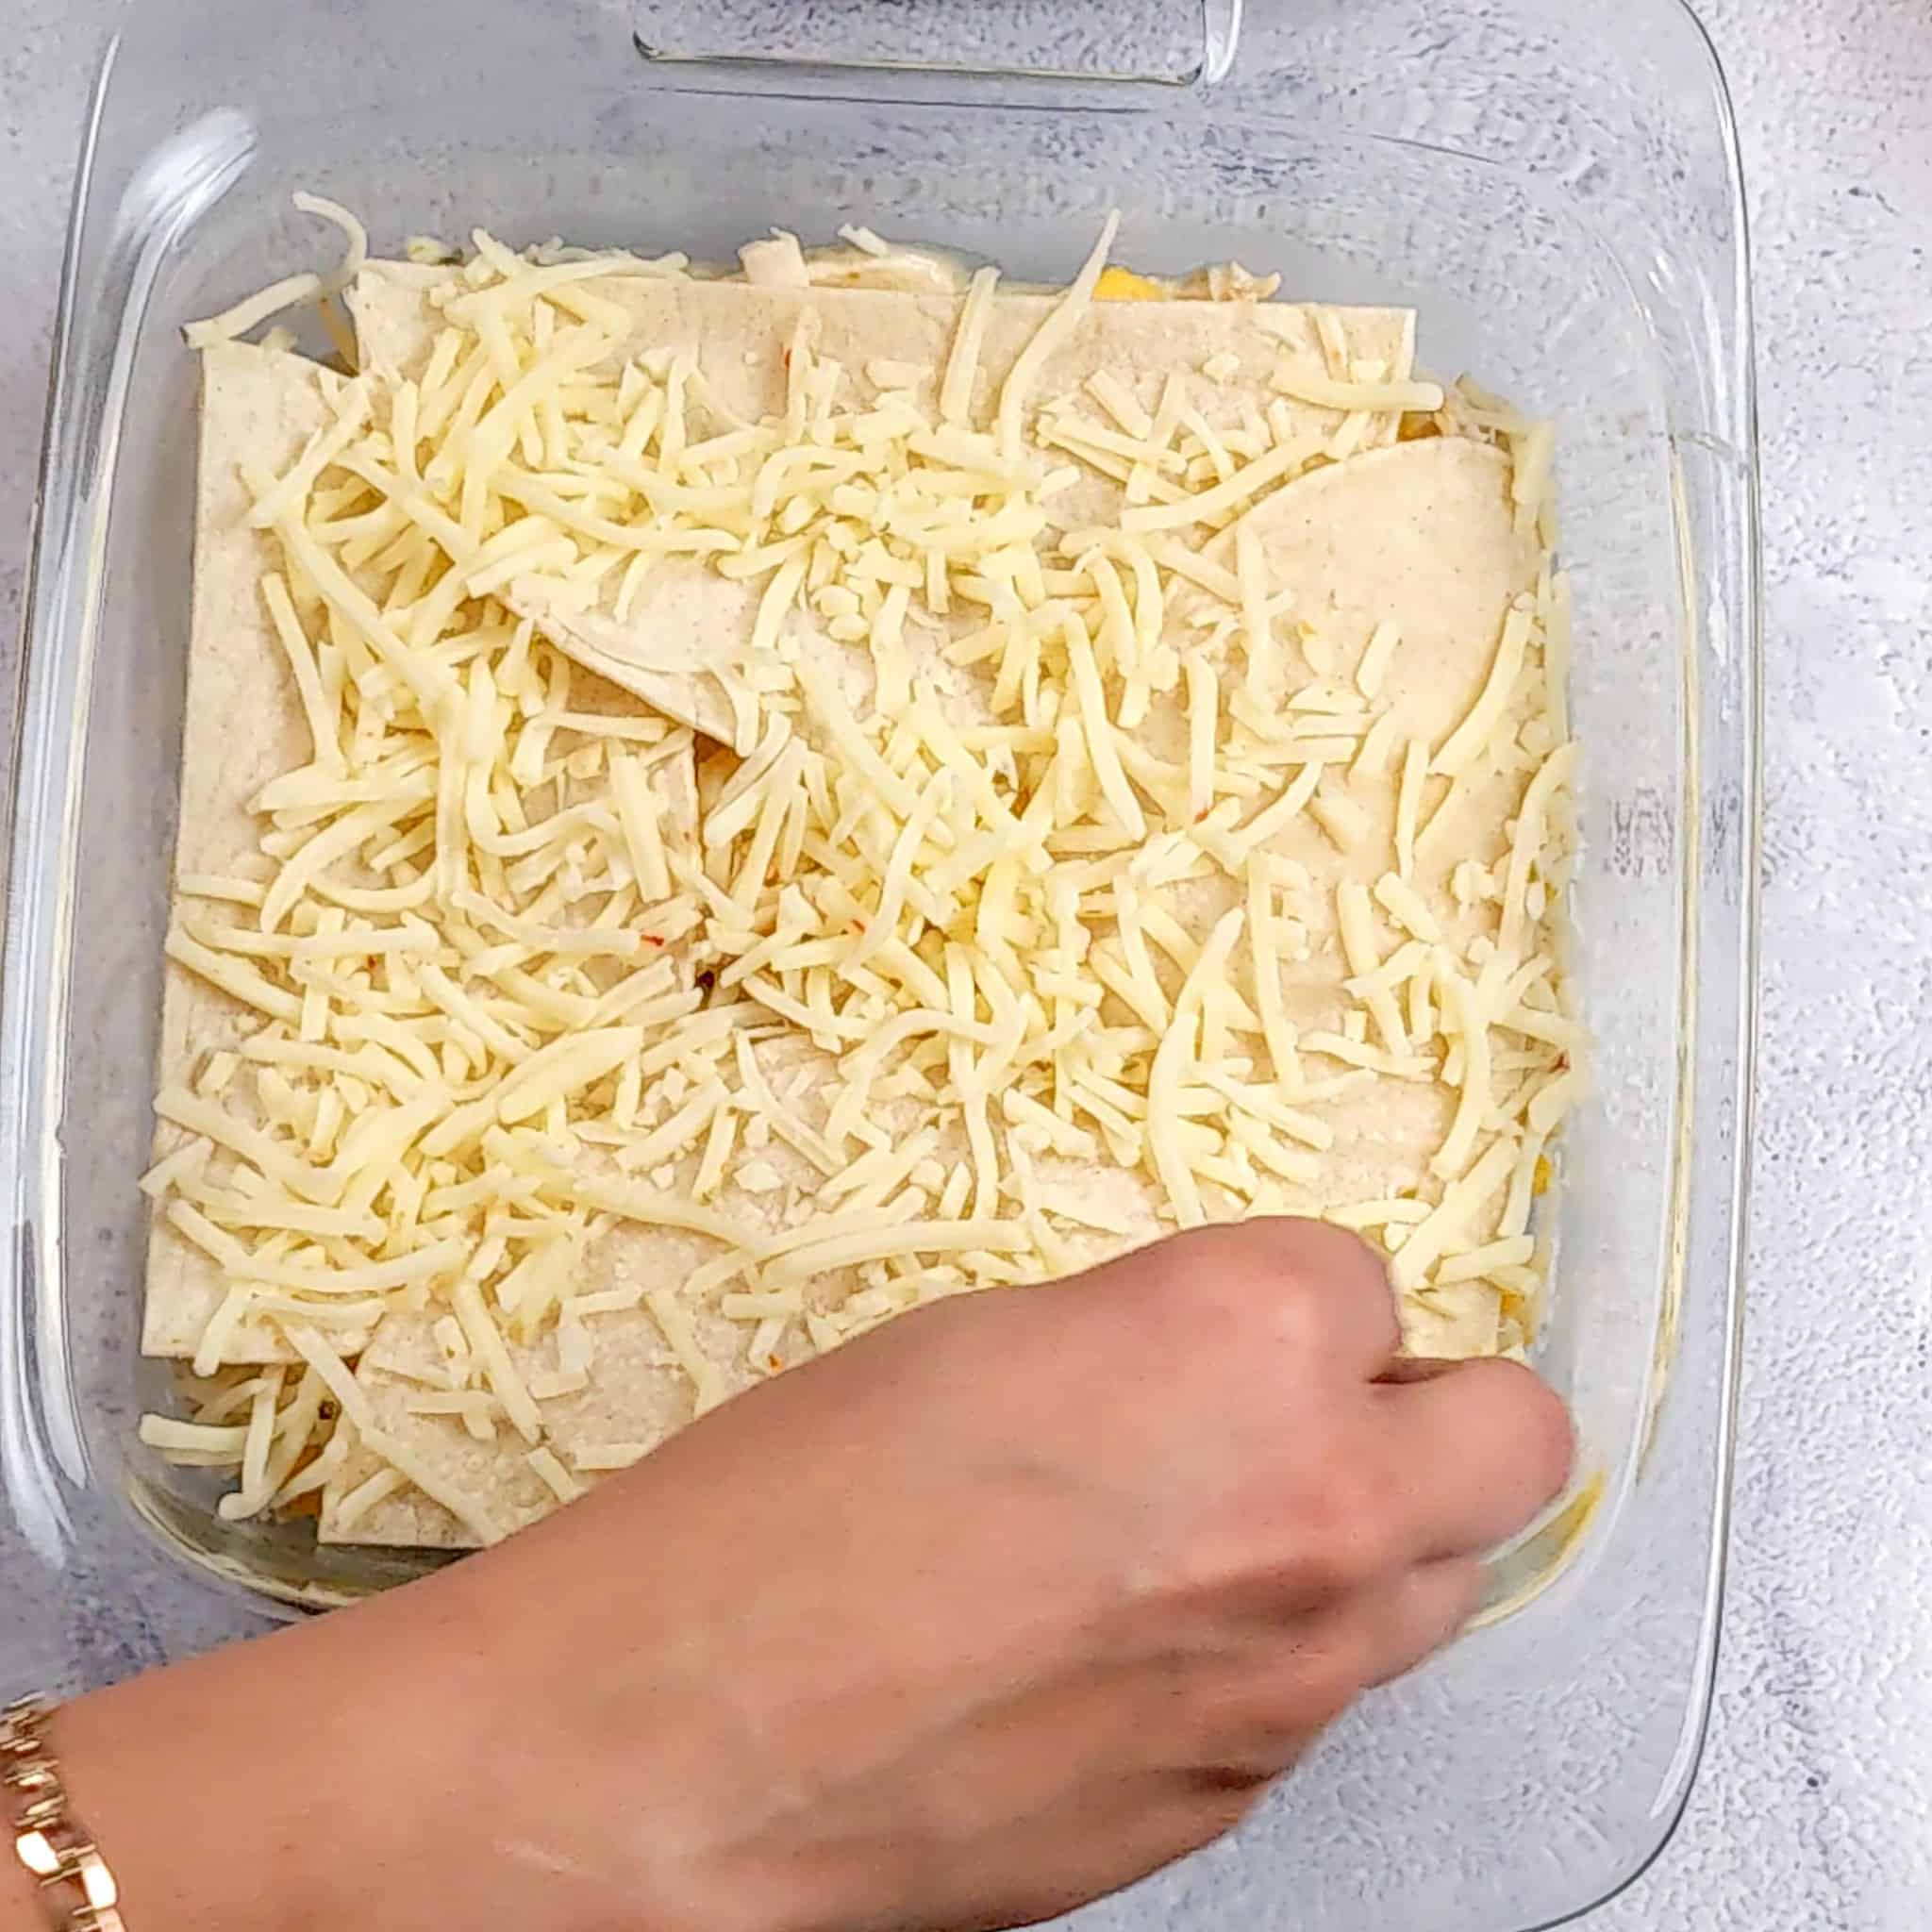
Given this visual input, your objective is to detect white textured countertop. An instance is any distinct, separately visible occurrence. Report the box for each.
[2,2,1926,1925]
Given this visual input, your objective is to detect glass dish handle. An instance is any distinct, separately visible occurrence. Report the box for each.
[632,0,1242,88]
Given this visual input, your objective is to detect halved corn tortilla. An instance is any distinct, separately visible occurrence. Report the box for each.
[321,1035,1166,1546]
[143,346,371,1363]
[142,343,701,1365]
[348,263,1423,742]
[1147,437,1547,1239]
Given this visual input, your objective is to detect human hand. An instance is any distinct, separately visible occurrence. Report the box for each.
[407,1218,1572,1932]
[39,1220,1568,1932]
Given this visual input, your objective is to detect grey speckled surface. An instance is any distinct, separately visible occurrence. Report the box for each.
[2,1,1928,1926]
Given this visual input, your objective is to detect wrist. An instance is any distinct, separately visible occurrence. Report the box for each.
[33,1554,800,1932]
[47,1622,404,1932]
[407,1555,799,1932]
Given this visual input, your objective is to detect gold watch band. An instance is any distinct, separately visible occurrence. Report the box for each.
[2,1698,126,1932]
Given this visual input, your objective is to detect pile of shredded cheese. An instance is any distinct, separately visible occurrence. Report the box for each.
[142,212,1582,1547]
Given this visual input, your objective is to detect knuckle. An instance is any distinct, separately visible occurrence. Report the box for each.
[1108,1224,1300,1356]
[1364,1559,1485,1689]
[1285,1450,1410,1592]
[1273,1214,1391,1289]
[1288,1660,1363,1736]
[1192,1776,1272,1841]
[1244,1639,1364,1740]
[1130,1218,1396,1355]
[1214,1662,1343,1765]
[1265,1218,1400,1356]
[1474,1358,1575,1495]
[1142,1516,1266,1614]
[1154,1222,1282,1298]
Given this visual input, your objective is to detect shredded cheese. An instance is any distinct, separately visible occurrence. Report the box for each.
[143,214,1584,1546]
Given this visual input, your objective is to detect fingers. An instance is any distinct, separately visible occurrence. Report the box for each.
[1373,1357,1574,1558]
[1194,1557,1484,1777]
[1356,1557,1486,1687]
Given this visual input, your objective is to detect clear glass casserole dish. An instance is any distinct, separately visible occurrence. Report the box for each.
[0,1,1757,1925]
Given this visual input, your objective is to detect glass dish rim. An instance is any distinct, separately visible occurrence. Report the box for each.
[0,7,1760,1924]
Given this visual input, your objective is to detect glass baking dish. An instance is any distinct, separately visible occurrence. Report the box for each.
[0,0,1757,1925]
